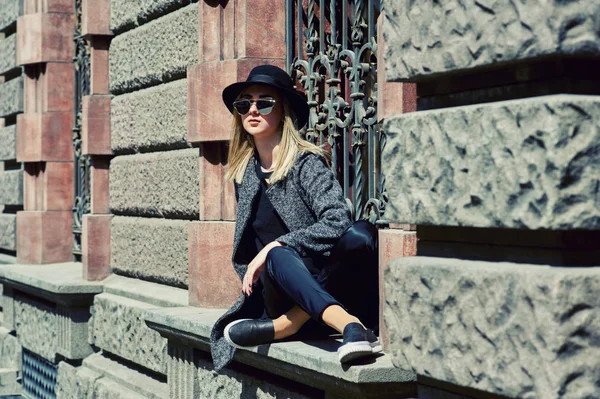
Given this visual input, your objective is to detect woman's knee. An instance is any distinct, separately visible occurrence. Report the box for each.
[266,246,296,276]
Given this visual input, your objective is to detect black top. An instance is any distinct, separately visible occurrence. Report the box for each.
[251,161,319,274]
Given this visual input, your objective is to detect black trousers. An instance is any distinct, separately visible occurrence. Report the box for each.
[260,220,379,334]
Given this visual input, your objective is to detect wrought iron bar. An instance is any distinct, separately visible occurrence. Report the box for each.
[72,0,91,259]
[287,0,384,223]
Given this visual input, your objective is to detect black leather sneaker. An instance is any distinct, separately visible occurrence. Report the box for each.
[224,319,275,349]
[338,322,382,363]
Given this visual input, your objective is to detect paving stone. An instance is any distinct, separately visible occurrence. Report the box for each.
[0,77,23,118]
[384,256,600,399]
[110,0,193,33]
[109,3,198,94]
[0,214,16,251]
[89,293,167,375]
[0,34,17,75]
[0,125,16,161]
[383,0,600,81]
[0,0,21,32]
[0,170,22,206]
[111,78,189,153]
[383,94,600,230]
[111,216,189,287]
[109,148,199,218]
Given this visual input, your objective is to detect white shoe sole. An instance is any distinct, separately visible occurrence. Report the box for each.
[224,319,258,350]
[338,340,383,363]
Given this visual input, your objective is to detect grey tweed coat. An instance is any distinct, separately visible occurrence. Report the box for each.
[210,151,352,371]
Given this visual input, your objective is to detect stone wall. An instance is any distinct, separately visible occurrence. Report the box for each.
[382,1,600,398]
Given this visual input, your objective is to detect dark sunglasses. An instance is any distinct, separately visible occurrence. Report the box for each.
[233,98,277,115]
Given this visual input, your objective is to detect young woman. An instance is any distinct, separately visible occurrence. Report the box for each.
[210,65,380,371]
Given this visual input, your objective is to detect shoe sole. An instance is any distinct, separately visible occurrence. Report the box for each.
[224,319,260,350]
[338,341,383,363]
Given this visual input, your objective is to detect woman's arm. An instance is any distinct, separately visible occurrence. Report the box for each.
[276,154,352,257]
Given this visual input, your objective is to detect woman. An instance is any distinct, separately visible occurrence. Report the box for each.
[210,65,380,371]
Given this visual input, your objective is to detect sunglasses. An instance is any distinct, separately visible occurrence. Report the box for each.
[233,98,277,116]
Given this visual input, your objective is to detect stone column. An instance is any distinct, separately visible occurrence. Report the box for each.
[80,0,112,280]
[382,1,600,398]
[15,0,74,264]
[187,0,286,308]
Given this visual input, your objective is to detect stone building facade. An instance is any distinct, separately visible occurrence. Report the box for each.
[0,0,597,398]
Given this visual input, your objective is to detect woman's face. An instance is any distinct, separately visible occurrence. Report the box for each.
[238,84,283,139]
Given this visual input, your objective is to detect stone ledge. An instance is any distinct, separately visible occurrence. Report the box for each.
[103,274,188,308]
[109,3,198,94]
[144,307,416,395]
[0,262,103,297]
[383,94,600,230]
[383,0,600,82]
[384,256,600,399]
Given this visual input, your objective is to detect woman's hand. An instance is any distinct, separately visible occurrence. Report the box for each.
[242,241,283,296]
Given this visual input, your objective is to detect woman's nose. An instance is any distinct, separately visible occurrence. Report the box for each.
[249,101,260,114]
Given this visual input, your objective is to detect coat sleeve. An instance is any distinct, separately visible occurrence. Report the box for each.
[275,154,352,256]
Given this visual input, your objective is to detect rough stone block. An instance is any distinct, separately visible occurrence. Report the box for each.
[111,79,188,153]
[56,361,100,399]
[16,13,74,65]
[16,112,73,162]
[384,256,600,399]
[383,0,600,82]
[2,287,15,332]
[0,170,22,206]
[81,0,111,36]
[23,162,73,211]
[109,3,198,94]
[192,356,311,399]
[0,214,16,251]
[0,326,20,370]
[110,0,192,33]
[378,228,417,349]
[0,77,23,118]
[111,216,189,287]
[82,94,111,155]
[383,94,600,230]
[0,0,21,32]
[16,210,73,264]
[90,293,167,374]
[187,58,285,143]
[14,294,57,361]
[0,34,17,75]
[188,221,239,308]
[0,125,16,161]
[82,214,111,281]
[109,148,199,218]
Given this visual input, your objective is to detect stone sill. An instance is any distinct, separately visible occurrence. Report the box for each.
[144,307,416,389]
[0,262,103,304]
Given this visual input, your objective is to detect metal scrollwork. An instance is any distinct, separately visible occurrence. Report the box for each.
[286,0,386,225]
[72,0,91,259]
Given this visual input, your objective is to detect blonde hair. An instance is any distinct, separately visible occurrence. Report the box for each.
[225,98,325,184]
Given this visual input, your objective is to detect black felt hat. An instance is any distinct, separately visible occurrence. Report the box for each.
[222,65,309,129]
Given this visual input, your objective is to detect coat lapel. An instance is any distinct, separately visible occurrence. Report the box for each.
[231,157,260,270]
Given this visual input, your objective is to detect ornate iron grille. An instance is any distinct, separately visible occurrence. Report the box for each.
[22,349,58,399]
[72,0,91,260]
[286,0,385,224]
